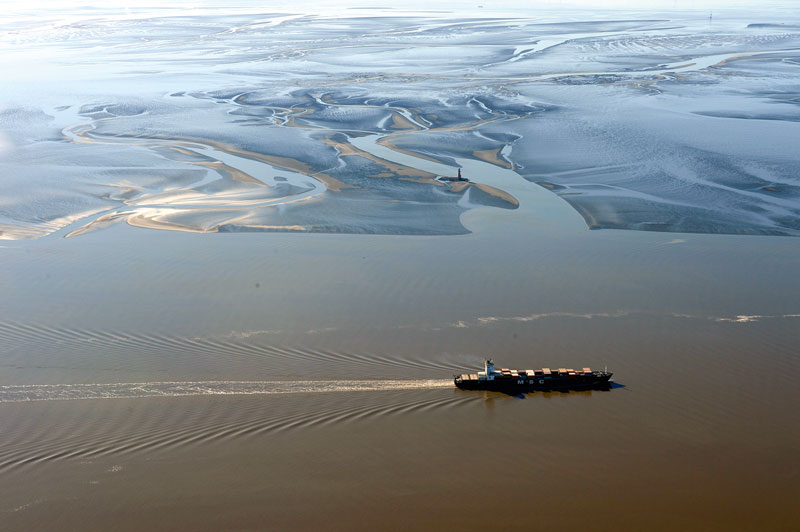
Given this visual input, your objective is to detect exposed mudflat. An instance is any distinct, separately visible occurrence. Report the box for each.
[2,2,799,238]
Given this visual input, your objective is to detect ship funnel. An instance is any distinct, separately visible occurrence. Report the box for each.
[485,359,495,375]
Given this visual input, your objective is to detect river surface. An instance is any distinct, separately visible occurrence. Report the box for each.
[3,127,798,530]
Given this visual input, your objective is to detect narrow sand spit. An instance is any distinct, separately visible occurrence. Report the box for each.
[323,136,438,181]
[473,147,512,169]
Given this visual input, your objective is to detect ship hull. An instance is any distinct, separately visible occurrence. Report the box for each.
[454,373,612,392]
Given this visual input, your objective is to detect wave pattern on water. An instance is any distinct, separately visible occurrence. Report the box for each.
[0,391,471,473]
[0,379,453,403]
[0,321,473,379]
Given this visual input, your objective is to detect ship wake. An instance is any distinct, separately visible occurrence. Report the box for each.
[0,379,453,403]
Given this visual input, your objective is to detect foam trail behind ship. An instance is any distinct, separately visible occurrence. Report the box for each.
[0,380,453,403]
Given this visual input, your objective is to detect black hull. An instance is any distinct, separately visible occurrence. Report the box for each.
[454,374,612,392]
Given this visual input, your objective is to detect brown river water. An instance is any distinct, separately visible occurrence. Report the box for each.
[2,150,799,530]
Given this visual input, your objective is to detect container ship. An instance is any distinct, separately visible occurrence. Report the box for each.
[454,360,612,392]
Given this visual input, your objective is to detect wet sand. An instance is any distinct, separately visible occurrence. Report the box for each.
[322,136,438,181]
[473,147,512,169]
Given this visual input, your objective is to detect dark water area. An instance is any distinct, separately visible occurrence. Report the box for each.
[2,214,799,530]
[0,370,797,531]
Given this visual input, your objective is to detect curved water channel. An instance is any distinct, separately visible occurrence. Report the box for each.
[51,106,328,238]
[350,134,586,236]
[44,44,798,240]
[52,105,584,238]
